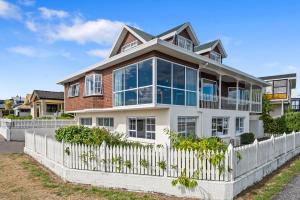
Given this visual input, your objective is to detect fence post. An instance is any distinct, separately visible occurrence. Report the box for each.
[254,139,258,167]
[284,132,287,154]
[271,135,275,160]
[45,135,47,157]
[164,144,168,177]
[228,144,234,181]
[62,140,65,166]
[33,132,36,152]
[293,131,296,150]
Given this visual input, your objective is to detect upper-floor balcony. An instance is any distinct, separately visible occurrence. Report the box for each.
[112,57,263,113]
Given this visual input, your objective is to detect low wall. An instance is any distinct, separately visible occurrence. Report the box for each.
[10,128,56,141]
[0,127,10,140]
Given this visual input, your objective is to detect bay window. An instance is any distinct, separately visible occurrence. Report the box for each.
[128,117,155,139]
[85,74,102,96]
[68,83,79,97]
[113,59,153,106]
[212,117,229,136]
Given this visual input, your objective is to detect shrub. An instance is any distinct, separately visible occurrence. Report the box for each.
[285,112,300,132]
[240,133,255,145]
[55,126,145,147]
[3,115,32,120]
[56,113,74,119]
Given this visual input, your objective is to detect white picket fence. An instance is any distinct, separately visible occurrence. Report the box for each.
[25,131,300,183]
[0,119,76,129]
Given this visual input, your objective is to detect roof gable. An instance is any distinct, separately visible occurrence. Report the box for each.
[109,25,155,57]
[194,39,227,58]
[30,90,64,102]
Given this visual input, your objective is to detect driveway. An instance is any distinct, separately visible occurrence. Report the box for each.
[0,135,24,153]
[273,174,300,200]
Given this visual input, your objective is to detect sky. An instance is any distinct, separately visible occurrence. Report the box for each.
[0,0,300,99]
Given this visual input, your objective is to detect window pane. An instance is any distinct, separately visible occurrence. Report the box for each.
[114,69,124,92]
[137,119,145,138]
[98,118,104,126]
[186,91,196,106]
[125,64,137,90]
[95,74,102,94]
[173,64,185,89]
[138,59,152,87]
[125,90,137,105]
[157,59,171,87]
[186,68,197,91]
[173,89,185,105]
[80,118,92,126]
[138,86,152,104]
[114,92,124,106]
[85,75,94,96]
[157,86,171,104]
[104,118,110,126]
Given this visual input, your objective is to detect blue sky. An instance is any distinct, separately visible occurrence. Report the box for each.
[0,0,300,99]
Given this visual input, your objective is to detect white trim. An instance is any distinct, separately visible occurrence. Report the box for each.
[84,74,103,96]
[68,83,80,97]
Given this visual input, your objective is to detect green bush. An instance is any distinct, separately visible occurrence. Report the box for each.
[3,115,32,120]
[55,126,144,147]
[240,133,255,145]
[56,113,74,119]
[285,112,300,132]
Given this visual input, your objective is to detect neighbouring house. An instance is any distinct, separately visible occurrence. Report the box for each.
[13,94,31,117]
[58,22,268,145]
[0,100,4,117]
[29,90,64,119]
[260,73,297,118]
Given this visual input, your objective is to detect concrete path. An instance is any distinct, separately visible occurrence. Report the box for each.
[273,174,300,200]
[0,135,24,153]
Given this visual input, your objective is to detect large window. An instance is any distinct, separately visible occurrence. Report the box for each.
[80,118,92,126]
[85,74,102,96]
[46,104,58,113]
[113,59,153,106]
[212,117,229,136]
[128,117,155,139]
[178,117,197,137]
[273,80,287,94]
[97,117,114,128]
[68,83,79,97]
[201,79,217,101]
[177,35,193,51]
[156,59,197,106]
[236,117,245,135]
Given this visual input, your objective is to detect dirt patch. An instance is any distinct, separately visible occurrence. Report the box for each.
[0,153,195,200]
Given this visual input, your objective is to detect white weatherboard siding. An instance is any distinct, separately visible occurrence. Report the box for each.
[76,107,250,144]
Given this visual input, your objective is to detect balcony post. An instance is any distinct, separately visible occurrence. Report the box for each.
[197,68,200,108]
[236,80,239,110]
[219,74,222,109]
[260,86,263,113]
[249,83,253,112]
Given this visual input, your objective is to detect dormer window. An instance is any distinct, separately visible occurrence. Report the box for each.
[210,51,222,63]
[177,35,193,51]
[121,40,138,52]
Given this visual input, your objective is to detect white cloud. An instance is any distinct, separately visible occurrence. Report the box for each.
[47,19,124,44]
[25,20,37,32]
[0,0,22,20]
[39,7,69,19]
[86,48,110,58]
[18,0,35,6]
[8,46,37,57]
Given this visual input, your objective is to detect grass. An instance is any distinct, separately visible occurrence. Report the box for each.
[239,155,300,200]
[21,159,159,200]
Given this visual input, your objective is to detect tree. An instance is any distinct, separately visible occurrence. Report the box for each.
[4,99,13,110]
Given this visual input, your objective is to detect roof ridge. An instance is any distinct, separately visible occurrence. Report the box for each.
[156,22,188,37]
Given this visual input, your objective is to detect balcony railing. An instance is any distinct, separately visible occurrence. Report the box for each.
[199,94,262,112]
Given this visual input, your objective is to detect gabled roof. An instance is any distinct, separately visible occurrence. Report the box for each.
[157,22,200,46]
[194,39,227,58]
[126,25,155,41]
[31,90,64,101]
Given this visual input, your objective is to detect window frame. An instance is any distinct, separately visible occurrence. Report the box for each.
[156,57,197,106]
[80,117,93,126]
[46,104,58,113]
[121,40,138,52]
[97,117,114,129]
[210,51,222,63]
[177,116,197,137]
[128,117,156,140]
[68,83,80,97]
[112,58,154,107]
[212,117,229,137]
[235,117,245,135]
[85,74,103,96]
[177,35,193,51]
[201,78,218,102]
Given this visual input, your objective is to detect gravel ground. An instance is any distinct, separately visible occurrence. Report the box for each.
[273,174,300,200]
